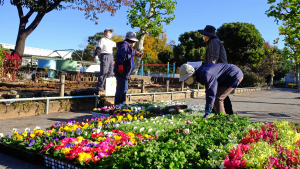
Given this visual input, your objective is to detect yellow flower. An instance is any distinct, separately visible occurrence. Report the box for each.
[110,118,116,123]
[77,152,92,162]
[98,137,106,142]
[113,135,122,142]
[22,131,28,137]
[140,116,144,120]
[134,116,137,121]
[98,121,103,126]
[127,132,135,139]
[93,108,97,111]
[130,138,136,144]
[143,134,151,139]
[76,136,85,142]
[30,133,35,138]
[61,148,71,155]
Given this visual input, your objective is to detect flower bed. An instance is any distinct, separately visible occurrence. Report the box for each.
[1,101,300,169]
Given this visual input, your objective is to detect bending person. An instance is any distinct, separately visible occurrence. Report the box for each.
[179,63,243,118]
[114,31,140,106]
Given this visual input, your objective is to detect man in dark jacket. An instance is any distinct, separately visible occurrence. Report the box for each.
[198,25,234,115]
[179,63,243,118]
[114,31,140,106]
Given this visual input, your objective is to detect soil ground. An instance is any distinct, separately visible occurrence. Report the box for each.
[0,88,299,168]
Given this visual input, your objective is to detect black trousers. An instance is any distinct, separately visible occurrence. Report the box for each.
[212,95,233,115]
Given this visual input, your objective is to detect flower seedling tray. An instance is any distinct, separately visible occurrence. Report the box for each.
[40,154,83,169]
[0,142,43,164]
[91,112,110,118]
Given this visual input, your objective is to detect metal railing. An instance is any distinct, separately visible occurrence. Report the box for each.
[0,86,269,115]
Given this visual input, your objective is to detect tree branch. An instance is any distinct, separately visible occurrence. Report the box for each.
[24,8,34,20]
[15,1,23,19]
[24,13,45,35]
[46,0,63,13]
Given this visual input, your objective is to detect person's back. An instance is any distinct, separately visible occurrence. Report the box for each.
[195,63,243,88]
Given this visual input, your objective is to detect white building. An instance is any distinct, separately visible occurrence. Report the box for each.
[0,43,73,66]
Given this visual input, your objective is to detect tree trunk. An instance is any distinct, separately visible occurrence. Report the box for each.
[270,71,274,88]
[131,33,146,75]
[15,31,28,58]
[296,63,299,87]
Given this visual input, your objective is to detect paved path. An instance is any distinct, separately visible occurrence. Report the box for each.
[0,88,299,168]
[179,88,300,124]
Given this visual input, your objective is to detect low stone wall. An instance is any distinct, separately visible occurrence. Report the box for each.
[0,98,97,120]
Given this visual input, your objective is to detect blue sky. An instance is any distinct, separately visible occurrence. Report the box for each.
[0,0,284,51]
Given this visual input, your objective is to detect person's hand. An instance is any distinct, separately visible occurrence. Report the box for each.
[118,65,123,74]
[136,51,141,56]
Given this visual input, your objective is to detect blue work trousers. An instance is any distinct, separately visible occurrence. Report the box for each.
[114,75,128,105]
[96,53,113,90]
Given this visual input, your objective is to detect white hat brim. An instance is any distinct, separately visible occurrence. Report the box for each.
[179,74,192,82]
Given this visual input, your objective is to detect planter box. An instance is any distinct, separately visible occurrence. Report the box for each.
[0,142,43,164]
[91,112,111,118]
[40,154,83,169]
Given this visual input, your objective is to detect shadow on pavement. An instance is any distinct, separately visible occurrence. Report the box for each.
[232,100,300,106]
[47,115,92,123]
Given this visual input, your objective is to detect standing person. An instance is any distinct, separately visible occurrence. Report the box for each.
[114,31,141,106]
[96,29,116,93]
[179,63,243,118]
[198,25,234,115]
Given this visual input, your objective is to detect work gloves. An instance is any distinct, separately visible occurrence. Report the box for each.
[118,65,123,74]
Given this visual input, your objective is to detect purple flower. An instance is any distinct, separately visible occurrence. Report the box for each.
[6,134,11,137]
[76,128,82,134]
[44,137,49,143]
[105,123,109,127]
[228,118,231,122]
[60,135,66,140]
[65,143,75,148]
[28,139,35,147]
[52,136,59,142]
[17,131,21,135]
[123,120,127,123]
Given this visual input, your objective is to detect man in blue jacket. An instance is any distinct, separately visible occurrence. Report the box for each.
[198,25,234,115]
[179,63,243,118]
[113,31,141,106]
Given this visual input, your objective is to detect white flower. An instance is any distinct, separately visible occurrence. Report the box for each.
[85,132,88,136]
[140,127,145,132]
[219,162,225,169]
[36,126,41,130]
[97,129,101,133]
[0,133,3,138]
[97,126,102,130]
[133,126,137,130]
[93,132,96,134]
[148,128,152,132]
[178,109,184,113]
[115,124,119,128]
[127,122,131,124]
[155,130,160,135]
[184,128,189,135]
[153,121,156,124]
[170,122,173,124]
[12,128,17,132]
[25,128,30,131]
[182,126,185,128]
[145,120,148,123]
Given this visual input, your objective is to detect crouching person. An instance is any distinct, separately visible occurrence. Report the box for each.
[114,31,141,106]
[179,63,243,118]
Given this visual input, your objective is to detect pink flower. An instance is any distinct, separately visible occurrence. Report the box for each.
[176,129,180,133]
[155,134,158,138]
[174,142,177,145]
[186,120,191,124]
